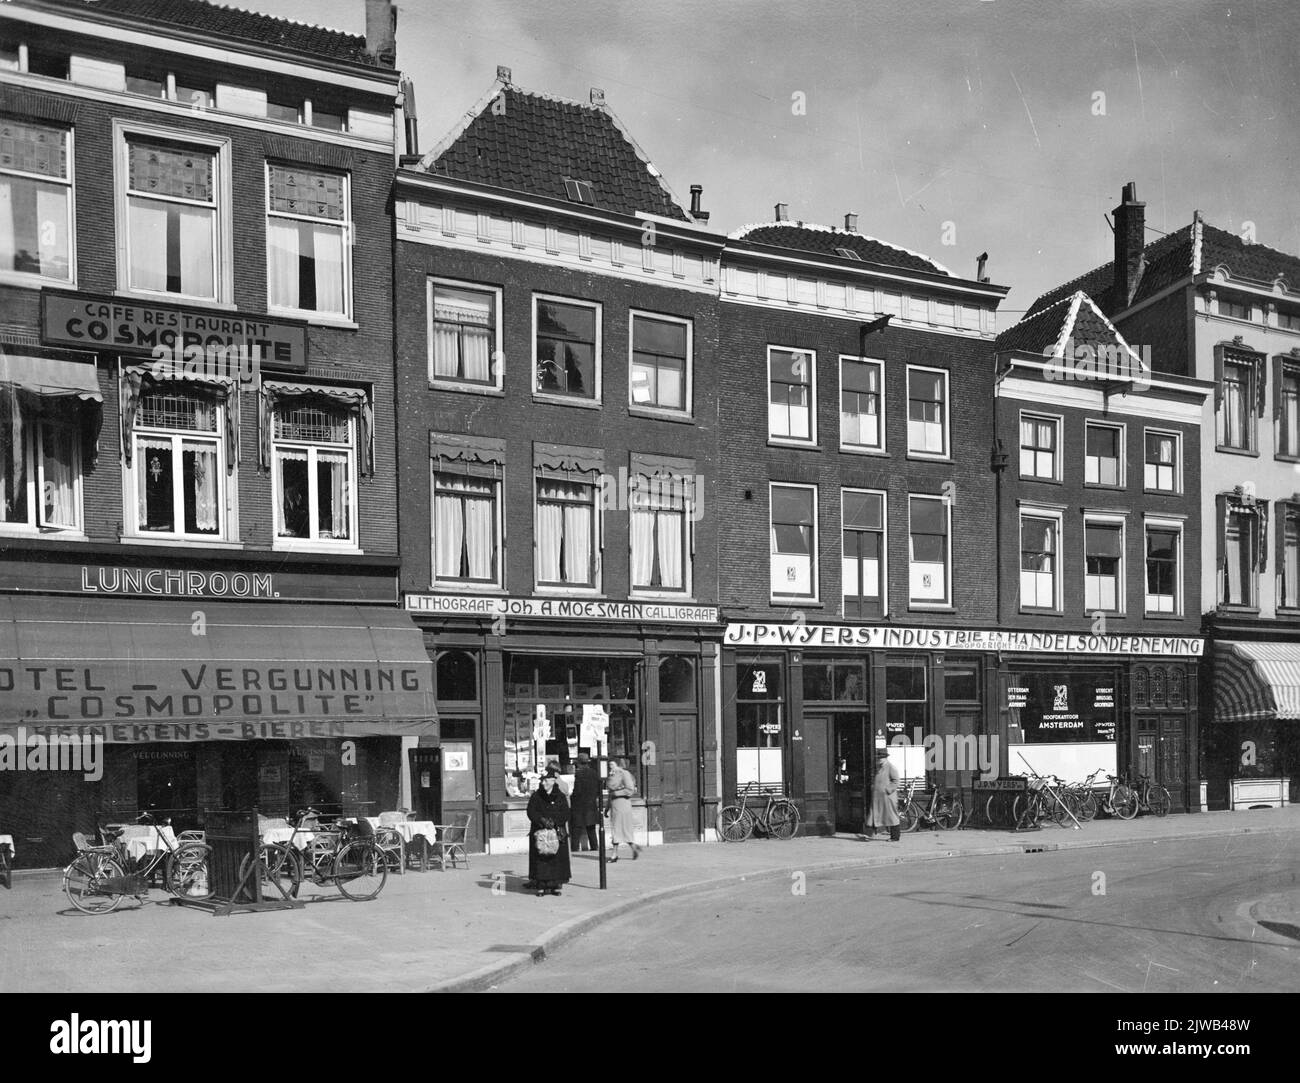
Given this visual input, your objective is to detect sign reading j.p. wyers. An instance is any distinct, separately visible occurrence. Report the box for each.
[40,289,308,371]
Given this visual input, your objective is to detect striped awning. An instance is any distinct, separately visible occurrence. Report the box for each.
[1213,641,1300,723]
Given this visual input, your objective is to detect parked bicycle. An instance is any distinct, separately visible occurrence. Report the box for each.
[62,812,212,914]
[240,807,387,901]
[1094,773,1138,819]
[0,834,11,890]
[897,778,964,831]
[1125,773,1171,817]
[718,784,801,842]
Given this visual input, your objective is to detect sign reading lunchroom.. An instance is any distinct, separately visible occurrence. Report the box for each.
[406,594,719,625]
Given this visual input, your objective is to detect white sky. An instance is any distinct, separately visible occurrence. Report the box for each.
[247,0,1300,318]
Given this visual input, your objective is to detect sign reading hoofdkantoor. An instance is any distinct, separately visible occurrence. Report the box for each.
[723,623,1203,656]
[405,594,719,624]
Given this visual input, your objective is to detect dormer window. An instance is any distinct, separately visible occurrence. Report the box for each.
[125,70,214,110]
[563,178,594,204]
[834,247,861,261]
[266,100,347,132]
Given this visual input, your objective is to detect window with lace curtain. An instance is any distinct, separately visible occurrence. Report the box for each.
[266,164,350,318]
[535,475,598,590]
[629,472,691,595]
[132,389,223,538]
[0,388,81,532]
[432,468,500,586]
[272,400,355,546]
[0,116,72,282]
[428,280,501,388]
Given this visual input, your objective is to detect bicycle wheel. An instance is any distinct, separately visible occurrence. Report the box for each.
[1112,785,1139,820]
[717,805,753,843]
[767,800,801,840]
[334,840,387,901]
[985,795,1004,827]
[1049,791,1073,825]
[935,794,963,830]
[1010,795,1025,826]
[1075,790,1099,822]
[63,852,125,914]
[1146,785,1171,818]
[899,801,921,833]
[238,843,302,900]
[165,843,213,901]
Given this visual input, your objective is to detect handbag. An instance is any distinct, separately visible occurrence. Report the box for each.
[535,827,560,856]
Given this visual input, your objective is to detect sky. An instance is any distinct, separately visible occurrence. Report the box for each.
[247,0,1299,318]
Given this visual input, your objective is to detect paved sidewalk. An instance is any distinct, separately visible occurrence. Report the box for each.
[1,805,1296,993]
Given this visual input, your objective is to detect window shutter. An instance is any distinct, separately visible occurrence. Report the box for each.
[1274,355,1284,422]
[1258,500,1269,574]
[1278,501,1289,587]
[1215,493,1227,604]
[1213,346,1224,410]
[1254,355,1266,417]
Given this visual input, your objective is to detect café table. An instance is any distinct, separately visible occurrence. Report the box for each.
[389,820,439,870]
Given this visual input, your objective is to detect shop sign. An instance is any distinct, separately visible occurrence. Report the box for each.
[1006,672,1118,744]
[725,623,1203,656]
[406,594,719,625]
[0,560,397,604]
[41,290,307,371]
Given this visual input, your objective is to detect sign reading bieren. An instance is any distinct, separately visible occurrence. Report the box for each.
[724,623,1203,656]
[406,594,720,625]
[40,290,307,371]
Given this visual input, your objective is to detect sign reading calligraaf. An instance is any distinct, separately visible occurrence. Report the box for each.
[723,624,1203,656]
[406,594,719,625]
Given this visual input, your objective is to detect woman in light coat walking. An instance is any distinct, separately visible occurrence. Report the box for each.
[866,748,901,842]
[605,755,640,860]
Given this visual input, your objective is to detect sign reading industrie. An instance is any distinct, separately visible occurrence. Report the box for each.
[41,290,307,371]
[406,594,720,625]
[724,623,1204,656]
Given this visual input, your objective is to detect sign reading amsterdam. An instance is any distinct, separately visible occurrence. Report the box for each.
[724,623,1203,656]
[406,594,720,625]
[41,290,308,371]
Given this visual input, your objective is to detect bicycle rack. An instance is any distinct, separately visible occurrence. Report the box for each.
[171,808,304,916]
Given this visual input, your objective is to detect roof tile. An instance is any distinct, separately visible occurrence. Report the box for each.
[733,221,950,276]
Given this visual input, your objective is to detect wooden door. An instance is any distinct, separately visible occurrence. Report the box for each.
[830,713,868,833]
[1160,716,1187,811]
[658,714,698,842]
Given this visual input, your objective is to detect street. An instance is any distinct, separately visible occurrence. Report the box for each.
[496,833,1300,993]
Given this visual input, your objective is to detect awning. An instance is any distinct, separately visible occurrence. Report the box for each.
[0,595,436,743]
[1213,640,1300,724]
[0,348,102,401]
[259,378,373,476]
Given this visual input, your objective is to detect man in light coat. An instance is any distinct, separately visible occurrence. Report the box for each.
[866,748,901,842]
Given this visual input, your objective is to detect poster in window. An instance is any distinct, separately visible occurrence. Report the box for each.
[1006,671,1117,742]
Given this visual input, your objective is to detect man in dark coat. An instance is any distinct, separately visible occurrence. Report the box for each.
[526,767,572,895]
[569,753,600,852]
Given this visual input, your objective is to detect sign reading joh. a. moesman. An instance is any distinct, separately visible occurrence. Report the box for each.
[724,624,1203,655]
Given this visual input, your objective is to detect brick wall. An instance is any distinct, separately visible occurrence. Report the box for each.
[1116,293,1192,377]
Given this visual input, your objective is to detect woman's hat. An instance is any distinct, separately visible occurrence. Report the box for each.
[874,748,891,758]
[575,752,590,764]
[543,765,560,778]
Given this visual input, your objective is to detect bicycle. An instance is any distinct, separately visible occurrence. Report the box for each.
[0,835,11,890]
[1125,773,1171,817]
[1007,773,1077,829]
[62,812,212,915]
[240,807,388,901]
[1096,773,1138,819]
[897,778,964,832]
[717,784,801,842]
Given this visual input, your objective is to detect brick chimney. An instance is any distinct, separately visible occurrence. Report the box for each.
[775,202,788,222]
[365,0,397,68]
[844,213,859,232]
[1113,181,1146,307]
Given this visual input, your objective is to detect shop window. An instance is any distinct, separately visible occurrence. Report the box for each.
[0,116,73,282]
[630,471,691,594]
[658,656,695,705]
[0,388,82,533]
[840,356,883,451]
[906,366,948,457]
[429,279,501,388]
[436,650,478,703]
[273,400,356,545]
[1084,422,1123,486]
[630,311,690,413]
[1020,514,1060,610]
[885,659,927,741]
[736,660,783,788]
[535,295,599,400]
[1144,430,1179,492]
[433,470,501,586]
[802,658,866,703]
[1019,413,1059,480]
[266,164,351,319]
[768,346,815,444]
[1084,521,1123,613]
[535,475,599,589]
[843,489,885,619]
[130,388,223,539]
[944,665,980,704]
[908,494,949,605]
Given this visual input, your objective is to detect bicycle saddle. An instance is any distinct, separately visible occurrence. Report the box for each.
[101,824,127,840]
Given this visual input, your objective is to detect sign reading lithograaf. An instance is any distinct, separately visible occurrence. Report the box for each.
[406,594,719,625]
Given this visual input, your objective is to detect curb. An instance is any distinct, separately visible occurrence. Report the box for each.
[428,819,1291,993]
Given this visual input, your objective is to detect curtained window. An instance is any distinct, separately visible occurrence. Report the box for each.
[1084,522,1123,612]
[1217,360,1254,450]
[630,313,689,411]
[0,387,81,531]
[1282,506,1300,609]
[535,476,597,587]
[907,366,948,455]
[272,400,355,544]
[1281,365,1300,457]
[1144,430,1178,492]
[1019,413,1058,479]
[842,489,884,618]
[433,471,499,584]
[266,164,348,317]
[430,282,498,385]
[1085,423,1122,486]
[630,473,689,592]
[1021,515,1059,609]
[133,389,222,536]
[125,137,216,299]
[840,357,882,450]
[1222,506,1260,607]
[0,116,71,280]
[768,347,814,441]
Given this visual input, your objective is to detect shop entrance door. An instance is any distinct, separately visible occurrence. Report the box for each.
[1135,715,1187,812]
[831,712,870,833]
[658,714,698,842]
[409,748,442,822]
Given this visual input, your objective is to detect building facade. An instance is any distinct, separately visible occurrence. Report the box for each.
[0,0,433,866]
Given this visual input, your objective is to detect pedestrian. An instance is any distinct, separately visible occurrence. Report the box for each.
[605,755,640,861]
[866,748,901,842]
[526,766,572,895]
[569,752,600,852]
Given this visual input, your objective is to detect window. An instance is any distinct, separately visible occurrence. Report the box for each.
[536,477,598,588]
[1085,521,1124,613]
[433,470,500,585]
[768,347,814,442]
[563,178,594,204]
[842,489,885,619]
[1281,505,1300,609]
[908,495,950,605]
[429,280,500,388]
[273,400,356,545]
[121,129,226,301]
[268,101,300,124]
[1085,423,1123,486]
[803,658,867,702]
[840,356,883,451]
[1221,503,1261,607]
[131,388,223,538]
[126,72,165,98]
[1220,298,1252,321]
[630,471,691,594]
[1144,431,1179,492]
[885,658,928,742]
[1020,514,1059,610]
[1145,524,1180,614]
[907,366,948,456]
[1279,363,1300,458]
[1217,360,1255,450]
[629,312,690,412]
[736,660,783,788]
[0,388,81,532]
[770,484,817,600]
[1019,414,1058,479]
[1279,311,1300,332]
[266,164,350,318]
[0,117,72,281]
[535,296,599,400]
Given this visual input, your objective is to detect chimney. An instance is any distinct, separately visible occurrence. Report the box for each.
[689,184,710,223]
[400,75,419,159]
[364,0,397,68]
[976,251,989,283]
[844,213,858,232]
[1113,181,1146,307]
[496,65,512,85]
[590,87,605,107]
[775,202,788,222]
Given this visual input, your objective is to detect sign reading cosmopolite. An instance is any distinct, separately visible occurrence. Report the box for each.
[406,594,720,625]
[724,623,1204,656]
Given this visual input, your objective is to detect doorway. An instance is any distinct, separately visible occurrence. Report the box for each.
[658,714,699,842]
[1136,714,1187,811]
[831,712,870,832]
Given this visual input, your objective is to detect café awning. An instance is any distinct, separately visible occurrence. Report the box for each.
[0,595,436,743]
[1213,640,1300,724]
[0,348,102,402]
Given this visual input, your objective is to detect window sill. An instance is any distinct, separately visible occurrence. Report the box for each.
[1216,604,1261,616]
[1277,606,1300,617]
[628,406,694,425]
[532,392,602,410]
[629,591,696,603]
[0,527,88,542]
[1275,454,1300,464]
[267,308,356,330]
[1142,610,1185,620]
[115,290,236,311]
[906,452,951,463]
[428,380,504,397]
[0,270,75,291]
[770,598,822,608]
[1018,475,1063,485]
[123,536,245,549]
[1143,488,1182,498]
[429,583,507,594]
[272,540,363,556]
[767,438,819,450]
[838,445,889,458]
[534,586,603,597]
[1083,482,1126,492]
[908,603,954,612]
[1019,607,1063,617]
[1215,445,1259,458]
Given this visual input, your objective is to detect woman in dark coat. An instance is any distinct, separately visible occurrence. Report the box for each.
[568,753,600,852]
[526,767,572,896]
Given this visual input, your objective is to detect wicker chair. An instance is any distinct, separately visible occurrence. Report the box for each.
[429,813,473,871]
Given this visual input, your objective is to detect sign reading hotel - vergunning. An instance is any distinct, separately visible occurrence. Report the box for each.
[406,594,720,625]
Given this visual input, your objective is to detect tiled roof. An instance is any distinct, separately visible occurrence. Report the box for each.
[1198,222,1300,286]
[39,0,375,65]
[731,221,951,276]
[423,85,690,222]
[996,290,1141,366]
